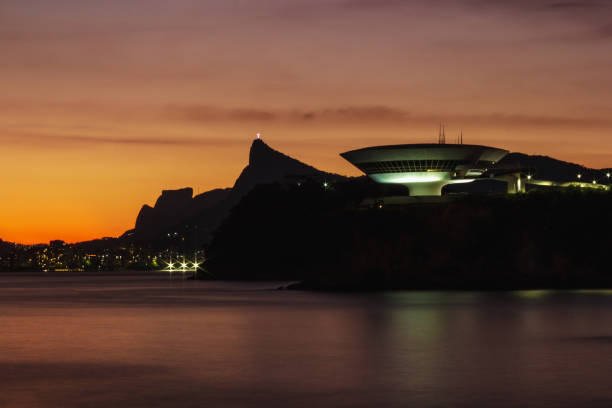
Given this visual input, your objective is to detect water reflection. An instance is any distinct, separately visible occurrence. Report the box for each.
[2,274,612,407]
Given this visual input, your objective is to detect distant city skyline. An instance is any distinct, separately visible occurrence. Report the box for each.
[2,0,611,243]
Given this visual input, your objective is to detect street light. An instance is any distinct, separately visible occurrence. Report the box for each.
[577,173,582,180]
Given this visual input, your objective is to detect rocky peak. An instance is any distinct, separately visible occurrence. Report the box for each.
[249,138,274,165]
[130,138,331,242]
[154,187,193,211]
[246,138,321,175]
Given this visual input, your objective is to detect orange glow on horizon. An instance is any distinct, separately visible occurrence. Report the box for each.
[2,0,612,243]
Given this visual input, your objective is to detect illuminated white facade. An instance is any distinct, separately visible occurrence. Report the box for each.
[341,144,509,196]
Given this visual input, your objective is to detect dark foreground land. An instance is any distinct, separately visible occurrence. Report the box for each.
[205,181,612,291]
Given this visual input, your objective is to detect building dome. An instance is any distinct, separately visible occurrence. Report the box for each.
[341,143,508,196]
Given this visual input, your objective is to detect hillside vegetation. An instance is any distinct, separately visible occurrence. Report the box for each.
[205,180,612,290]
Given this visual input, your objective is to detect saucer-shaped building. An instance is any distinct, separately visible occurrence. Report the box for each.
[341,144,509,196]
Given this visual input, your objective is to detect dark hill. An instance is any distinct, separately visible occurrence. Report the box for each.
[226,139,332,208]
[234,139,323,191]
[128,139,341,243]
[446,152,610,194]
[497,153,600,182]
[0,239,15,255]
[125,140,610,245]
[132,187,231,241]
[205,181,612,289]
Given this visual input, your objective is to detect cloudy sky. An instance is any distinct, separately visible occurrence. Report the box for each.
[1,0,611,243]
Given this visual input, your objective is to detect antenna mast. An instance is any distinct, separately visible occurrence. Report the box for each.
[438,122,447,144]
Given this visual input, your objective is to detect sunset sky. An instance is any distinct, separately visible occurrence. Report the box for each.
[1,0,611,244]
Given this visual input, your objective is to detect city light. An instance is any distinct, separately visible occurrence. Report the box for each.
[577,173,582,179]
[159,255,204,274]
[0,242,206,273]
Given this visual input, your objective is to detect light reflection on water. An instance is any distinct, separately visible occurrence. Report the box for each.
[2,272,612,407]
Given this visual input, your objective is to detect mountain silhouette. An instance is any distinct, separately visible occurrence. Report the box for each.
[225,139,329,207]
[498,152,605,182]
[446,151,611,194]
[128,138,333,242]
[234,139,323,191]
[125,139,610,243]
[133,187,231,241]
